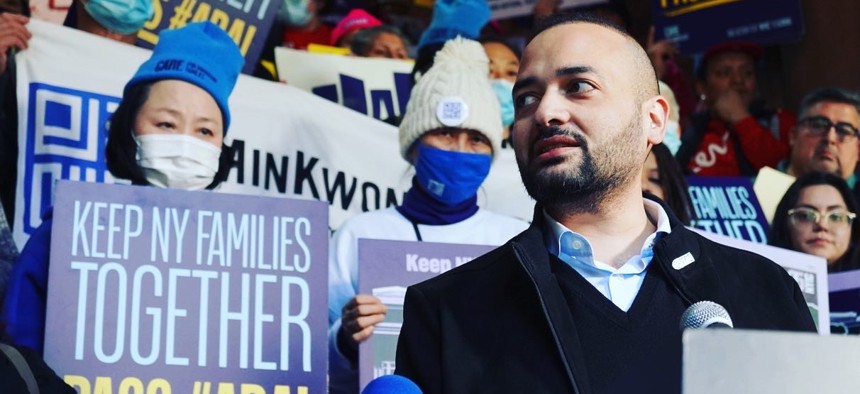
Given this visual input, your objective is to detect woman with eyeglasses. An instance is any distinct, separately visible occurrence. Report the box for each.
[770,172,860,272]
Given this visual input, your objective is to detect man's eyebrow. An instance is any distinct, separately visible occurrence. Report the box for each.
[512,76,537,93]
[513,66,598,92]
[556,66,593,77]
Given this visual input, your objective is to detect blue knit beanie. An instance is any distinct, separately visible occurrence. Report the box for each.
[124,22,244,131]
[417,0,490,50]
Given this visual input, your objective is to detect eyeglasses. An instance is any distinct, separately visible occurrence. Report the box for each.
[797,116,860,142]
[787,207,856,228]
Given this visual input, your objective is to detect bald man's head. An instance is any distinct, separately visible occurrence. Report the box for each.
[511,15,671,214]
[530,12,659,104]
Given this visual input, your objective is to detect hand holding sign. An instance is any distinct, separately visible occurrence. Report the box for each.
[0,13,30,75]
[340,294,388,360]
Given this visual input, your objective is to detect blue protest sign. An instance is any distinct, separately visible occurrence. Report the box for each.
[687,176,770,243]
[136,0,281,74]
[652,0,804,54]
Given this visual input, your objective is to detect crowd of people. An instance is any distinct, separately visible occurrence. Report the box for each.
[0,0,857,392]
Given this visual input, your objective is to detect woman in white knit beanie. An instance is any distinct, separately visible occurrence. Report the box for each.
[327,37,529,393]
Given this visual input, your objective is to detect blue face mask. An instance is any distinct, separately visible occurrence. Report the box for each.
[279,0,313,27]
[414,144,492,205]
[490,78,515,128]
[83,0,154,35]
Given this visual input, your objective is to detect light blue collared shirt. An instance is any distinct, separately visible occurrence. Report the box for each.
[544,199,672,312]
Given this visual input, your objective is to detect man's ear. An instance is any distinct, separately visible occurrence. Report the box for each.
[645,95,670,146]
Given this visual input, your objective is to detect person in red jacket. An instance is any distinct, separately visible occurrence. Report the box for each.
[676,41,795,177]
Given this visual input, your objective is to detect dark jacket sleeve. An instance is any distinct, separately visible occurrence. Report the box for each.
[395,285,442,394]
[2,214,52,354]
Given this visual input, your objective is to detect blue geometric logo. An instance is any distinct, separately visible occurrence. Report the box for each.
[22,83,120,235]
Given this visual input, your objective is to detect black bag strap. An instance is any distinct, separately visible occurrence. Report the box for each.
[0,343,40,394]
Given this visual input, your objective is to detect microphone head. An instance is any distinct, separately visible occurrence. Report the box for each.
[680,300,734,329]
[361,374,423,394]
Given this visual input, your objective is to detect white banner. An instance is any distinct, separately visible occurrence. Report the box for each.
[275,48,414,122]
[14,20,533,247]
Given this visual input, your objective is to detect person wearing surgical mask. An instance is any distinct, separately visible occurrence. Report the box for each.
[327,38,528,394]
[480,37,520,141]
[2,22,243,355]
[63,0,153,44]
[279,0,333,50]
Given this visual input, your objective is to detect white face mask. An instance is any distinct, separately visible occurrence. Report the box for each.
[135,134,221,190]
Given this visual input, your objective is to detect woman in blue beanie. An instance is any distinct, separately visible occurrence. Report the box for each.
[1,22,244,355]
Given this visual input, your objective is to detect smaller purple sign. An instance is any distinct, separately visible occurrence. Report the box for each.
[829,270,860,335]
[686,176,770,243]
[357,239,494,391]
[45,181,329,393]
[652,0,805,54]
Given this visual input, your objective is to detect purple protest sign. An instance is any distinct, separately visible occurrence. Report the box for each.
[45,180,329,393]
[828,270,860,335]
[356,239,495,391]
[136,0,281,74]
[686,176,770,243]
[652,0,804,54]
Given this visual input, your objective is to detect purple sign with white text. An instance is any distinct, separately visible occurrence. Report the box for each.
[45,181,329,393]
[652,0,804,54]
[357,239,495,391]
[687,176,770,244]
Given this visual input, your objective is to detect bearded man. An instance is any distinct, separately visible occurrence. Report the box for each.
[394,12,816,394]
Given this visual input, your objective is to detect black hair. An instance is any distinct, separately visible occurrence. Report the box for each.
[769,172,860,272]
[413,36,521,86]
[797,87,860,119]
[650,143,695,224]
[478,35,522,60]
[105,82,233,190]
[572,0,631,31]
[350,25,411,57]
[530,10,629,44]
[410,42,445,85]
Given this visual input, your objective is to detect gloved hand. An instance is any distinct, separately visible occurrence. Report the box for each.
[417,0,491,50]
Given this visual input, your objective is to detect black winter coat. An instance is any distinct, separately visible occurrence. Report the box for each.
[395,199,816,394]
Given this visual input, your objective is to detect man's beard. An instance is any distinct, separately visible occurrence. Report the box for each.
[519,118,644,215]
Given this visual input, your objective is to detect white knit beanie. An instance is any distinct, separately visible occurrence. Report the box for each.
[399,37,503,161]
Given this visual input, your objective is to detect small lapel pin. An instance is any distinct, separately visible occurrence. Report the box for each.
[672,252,695,270]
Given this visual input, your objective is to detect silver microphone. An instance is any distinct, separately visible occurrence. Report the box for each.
[680,300,734,329]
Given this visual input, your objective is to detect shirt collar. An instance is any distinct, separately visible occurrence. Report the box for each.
[543,199,672,270]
